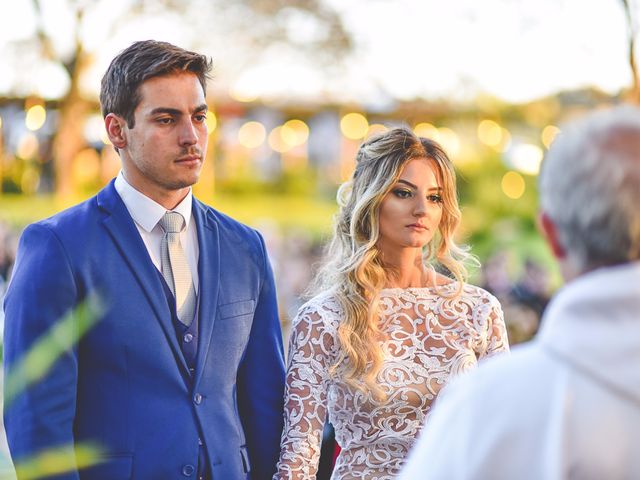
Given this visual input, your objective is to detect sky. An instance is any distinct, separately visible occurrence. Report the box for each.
[0,0,635,105]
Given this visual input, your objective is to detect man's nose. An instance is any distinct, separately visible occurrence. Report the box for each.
[179,120,198,146]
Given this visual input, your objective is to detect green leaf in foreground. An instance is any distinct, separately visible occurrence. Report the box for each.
[14,443,105,480]
[4,295,103,407]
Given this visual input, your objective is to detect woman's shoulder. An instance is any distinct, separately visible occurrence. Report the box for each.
[293,290,343,330]
[458,282,502,309]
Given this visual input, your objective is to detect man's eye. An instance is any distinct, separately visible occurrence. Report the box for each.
[194,114,207,123]
[393,189,412,199]
[157,117,174,124]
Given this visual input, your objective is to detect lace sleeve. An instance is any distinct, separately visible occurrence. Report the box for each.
[477,292,510,358]
[274,300,338,480]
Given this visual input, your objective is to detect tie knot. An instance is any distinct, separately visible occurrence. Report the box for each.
[159,211,185,234]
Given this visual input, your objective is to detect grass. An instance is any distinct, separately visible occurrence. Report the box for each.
[0,192,338,235]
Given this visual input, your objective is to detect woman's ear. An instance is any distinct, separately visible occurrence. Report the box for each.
[538,211,566,260]
[104,113,127,149]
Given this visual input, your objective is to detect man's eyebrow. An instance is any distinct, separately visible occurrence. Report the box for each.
[397,179,442,191]
[148,107,181,116]
[148,104,208,116]
[193,103,208,113]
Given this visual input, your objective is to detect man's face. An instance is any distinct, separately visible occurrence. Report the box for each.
[119,72,208,203]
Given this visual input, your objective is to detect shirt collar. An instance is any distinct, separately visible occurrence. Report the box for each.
[114,171,193,232]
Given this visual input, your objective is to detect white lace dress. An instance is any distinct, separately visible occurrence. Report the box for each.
[274,283,509,480]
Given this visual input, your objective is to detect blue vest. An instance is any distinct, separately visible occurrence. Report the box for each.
[157,270,209,479]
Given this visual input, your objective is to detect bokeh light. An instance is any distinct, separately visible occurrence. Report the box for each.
[268,126,291,153]
[477,119,502,147]
[238,121,266,148]
[340,113,369,139]
[510,143,543,175]
[205,111,218,134]
[229,85,258,103]
[84,115,105,143]
[541,125,560,148]
[499,128,512,152]
[477,119,511,151]
[414,122,439,140]
[25,105,46,131]
[280,119,309,147]
[17,133,39,158]
[366,123,387,137]
[501,171,526,199]
[437,127,460,156]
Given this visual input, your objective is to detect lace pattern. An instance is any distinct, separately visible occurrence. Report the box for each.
[274,283,508,479]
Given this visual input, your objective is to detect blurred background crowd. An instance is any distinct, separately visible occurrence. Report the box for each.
[2,0,640,477]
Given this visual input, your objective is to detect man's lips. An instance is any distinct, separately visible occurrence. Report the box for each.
[176,155,201,164]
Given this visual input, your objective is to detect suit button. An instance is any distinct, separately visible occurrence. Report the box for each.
[184,333,193,343]
[182,464,195,476]
[198,437,204,446]
[194,393,203,405]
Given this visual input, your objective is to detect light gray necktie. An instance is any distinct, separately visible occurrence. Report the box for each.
[159,212,196,326]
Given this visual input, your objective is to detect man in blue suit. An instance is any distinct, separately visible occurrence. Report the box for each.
[3,40,286,479]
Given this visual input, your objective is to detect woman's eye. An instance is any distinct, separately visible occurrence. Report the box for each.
[393,189,413,199]
[428,194,443,203]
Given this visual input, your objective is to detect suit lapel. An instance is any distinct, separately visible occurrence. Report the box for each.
[97,181,189,375]
[192,199,220,385]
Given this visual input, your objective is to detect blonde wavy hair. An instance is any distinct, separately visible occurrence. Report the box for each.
[311,127,475,398]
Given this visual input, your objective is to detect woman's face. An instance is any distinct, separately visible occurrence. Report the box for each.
[377,157,444,256]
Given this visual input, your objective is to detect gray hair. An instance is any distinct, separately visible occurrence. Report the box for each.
[539,106,640,271]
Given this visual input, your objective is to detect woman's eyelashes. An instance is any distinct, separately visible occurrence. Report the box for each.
[392,188,443,204]
[392,188,413,199]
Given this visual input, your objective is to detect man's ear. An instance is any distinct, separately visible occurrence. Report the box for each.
[538,211,566,259]
[104,113,128,149]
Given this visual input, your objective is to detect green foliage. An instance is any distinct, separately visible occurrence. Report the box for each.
[3,296,105,479]
[0,192,338,236]
[14,443,105,480]
[4,296,103,406]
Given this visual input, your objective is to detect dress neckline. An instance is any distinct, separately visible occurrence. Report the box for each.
[380,281,458,295]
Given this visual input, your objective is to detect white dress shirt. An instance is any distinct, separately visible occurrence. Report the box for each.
[114,172,199,292]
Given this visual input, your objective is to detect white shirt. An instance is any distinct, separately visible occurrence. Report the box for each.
[114,172,199,292]
[400,261,640,480]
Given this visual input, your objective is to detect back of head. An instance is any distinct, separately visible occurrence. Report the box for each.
[99,40,212,128]
[539,106,640,272]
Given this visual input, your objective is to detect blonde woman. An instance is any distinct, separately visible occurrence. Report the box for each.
[274,127,509,479]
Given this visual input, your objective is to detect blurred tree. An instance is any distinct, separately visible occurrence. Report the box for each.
[621,0,640,103]
[4,0,352,198]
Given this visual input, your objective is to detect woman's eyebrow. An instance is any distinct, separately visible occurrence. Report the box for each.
[397,179,442,191]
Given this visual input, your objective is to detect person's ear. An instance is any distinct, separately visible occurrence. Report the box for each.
[104,113,128,149]
[538,211,566,259]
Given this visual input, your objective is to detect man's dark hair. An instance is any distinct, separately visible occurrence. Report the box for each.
[99,40,213,128]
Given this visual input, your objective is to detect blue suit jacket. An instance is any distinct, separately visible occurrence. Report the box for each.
[3,181,286,479]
